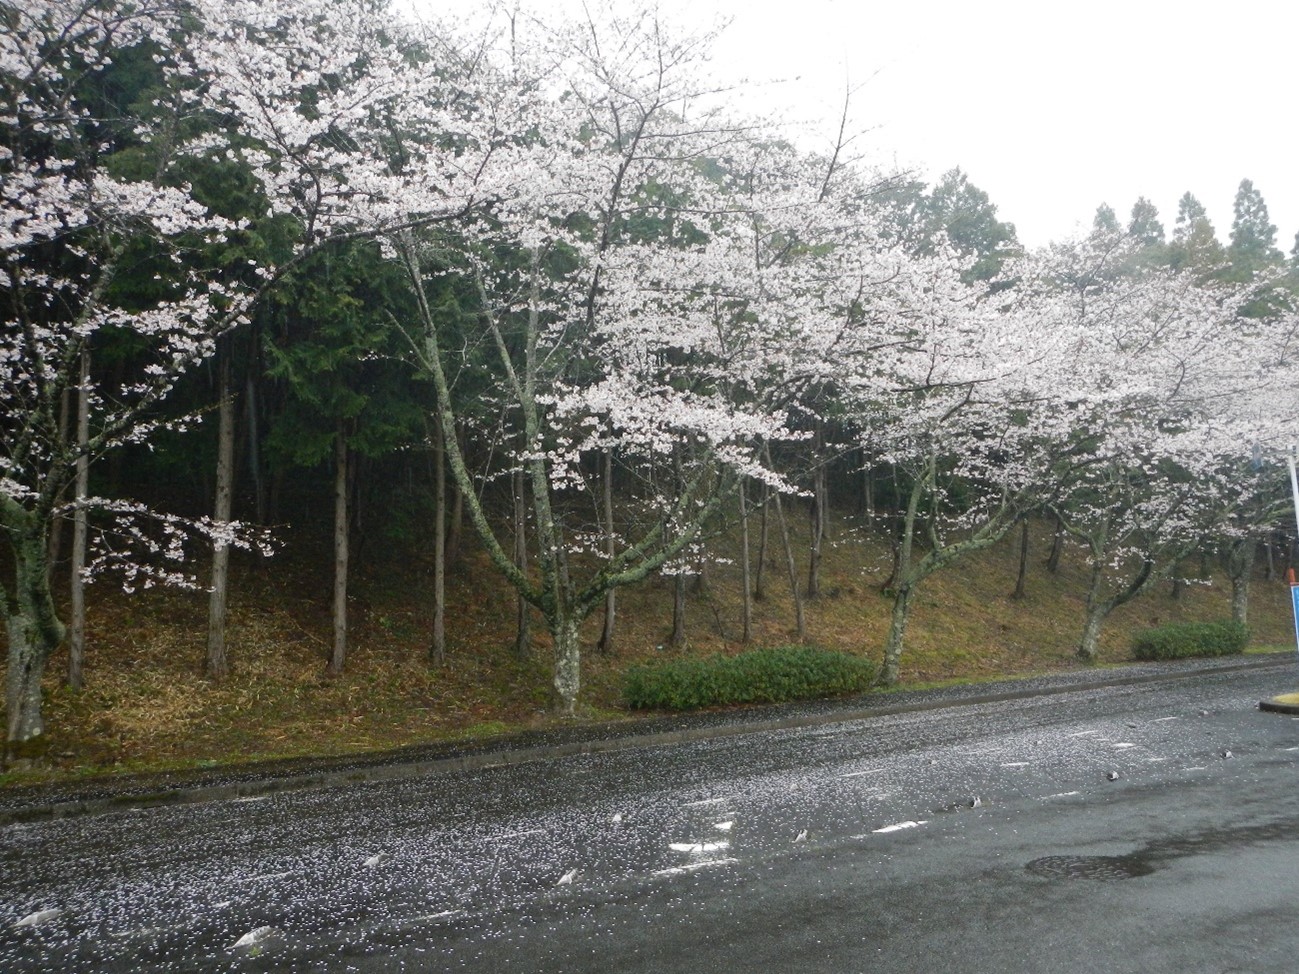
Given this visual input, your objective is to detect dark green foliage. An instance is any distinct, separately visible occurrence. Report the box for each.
[623,646,876,710]
[1131,620,1249,661]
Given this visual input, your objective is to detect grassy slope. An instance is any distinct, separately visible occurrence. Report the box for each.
[2,513,1293,780]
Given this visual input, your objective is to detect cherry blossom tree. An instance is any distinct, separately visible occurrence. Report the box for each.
[1,0,499,752]
[0,0,270,751]
[1029,231,1297,660]
[393,4,822,714]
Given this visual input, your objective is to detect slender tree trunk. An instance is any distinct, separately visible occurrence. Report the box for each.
[807,424,826,599]
[861,452,874,524]
[739,478,753,643]
[513,466,530,658]
[1046,514,1064,574]
[430,414,447,665]
[1011,516,1029,600]
[669,570,688,648]
[771,488,805,641]
[329,425,349,676]
[205,348,235,680]
[67,351,91,690]
[597,448,616,655]
[1169,558,1184,600]
[244,371,266,525]
[754,482,769,601]
[446,421,464,562]
[48,388,72,569]
[1264,541,1275,582]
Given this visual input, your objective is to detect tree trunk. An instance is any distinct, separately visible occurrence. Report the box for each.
[878,583,915,687]
[1077,602,1108,661]
[596,449,616,655]
[772,488,805,641]
[67,351,91,690]
[513,466,530,659]
[669,570,688,648]
[1045,514,1064,574]
[878,469,923,685]
[807,426,826,599]
[551,615,581,716]
[205,347,235,680]
[430,414,447,665]
[754,482,769,601]
[446,421,464,562]
[48,387,72,570]
[4,528,66,756]
[1077,549,1153,662]
[739,478,753,643]
[329,426,349,675]
[1011,517,1029,600]
[861,453,874,524]
[1227,539,1255,628]
[244,371,266,525]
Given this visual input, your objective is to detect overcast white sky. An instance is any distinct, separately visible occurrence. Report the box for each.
[405,0,1297,250]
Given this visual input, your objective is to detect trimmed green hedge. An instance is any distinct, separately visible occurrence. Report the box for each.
[1131,620,1249,661]
[623,645,877,711]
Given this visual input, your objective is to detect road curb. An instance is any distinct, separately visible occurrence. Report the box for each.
[2,654,1291,825]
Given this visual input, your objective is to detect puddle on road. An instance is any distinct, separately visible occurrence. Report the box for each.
[1026,817,1299,882]
[1026,855,1154,881]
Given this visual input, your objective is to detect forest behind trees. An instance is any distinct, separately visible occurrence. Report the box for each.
[5,0,1299,763]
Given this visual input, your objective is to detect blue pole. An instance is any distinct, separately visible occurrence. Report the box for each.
[1287,449,1299,661]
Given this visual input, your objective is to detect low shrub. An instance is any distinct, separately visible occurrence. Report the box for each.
[1131,620,1249,661]
[623,645,876,711]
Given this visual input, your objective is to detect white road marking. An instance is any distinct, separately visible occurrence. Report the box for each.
[653,858,738,878]
[871,820,928,834]
[669,841,730,854]
[495,829,546,840]
[1001,762,1031,768]
[13,909,61,929]
[1039,791,1081,800]
[1152,716,1181,722]
[1069,730,1101,737]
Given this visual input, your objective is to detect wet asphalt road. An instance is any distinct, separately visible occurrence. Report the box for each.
[3,662,1299,972]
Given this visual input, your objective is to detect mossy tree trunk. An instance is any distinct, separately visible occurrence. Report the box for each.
[878,452,1028,686]
[1075,528,1156,662]
[1225,538,1255,628]
[3,509,66,757]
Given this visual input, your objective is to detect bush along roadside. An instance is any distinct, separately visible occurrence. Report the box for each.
[623,646,877,711]
[1131,620,1249,661]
